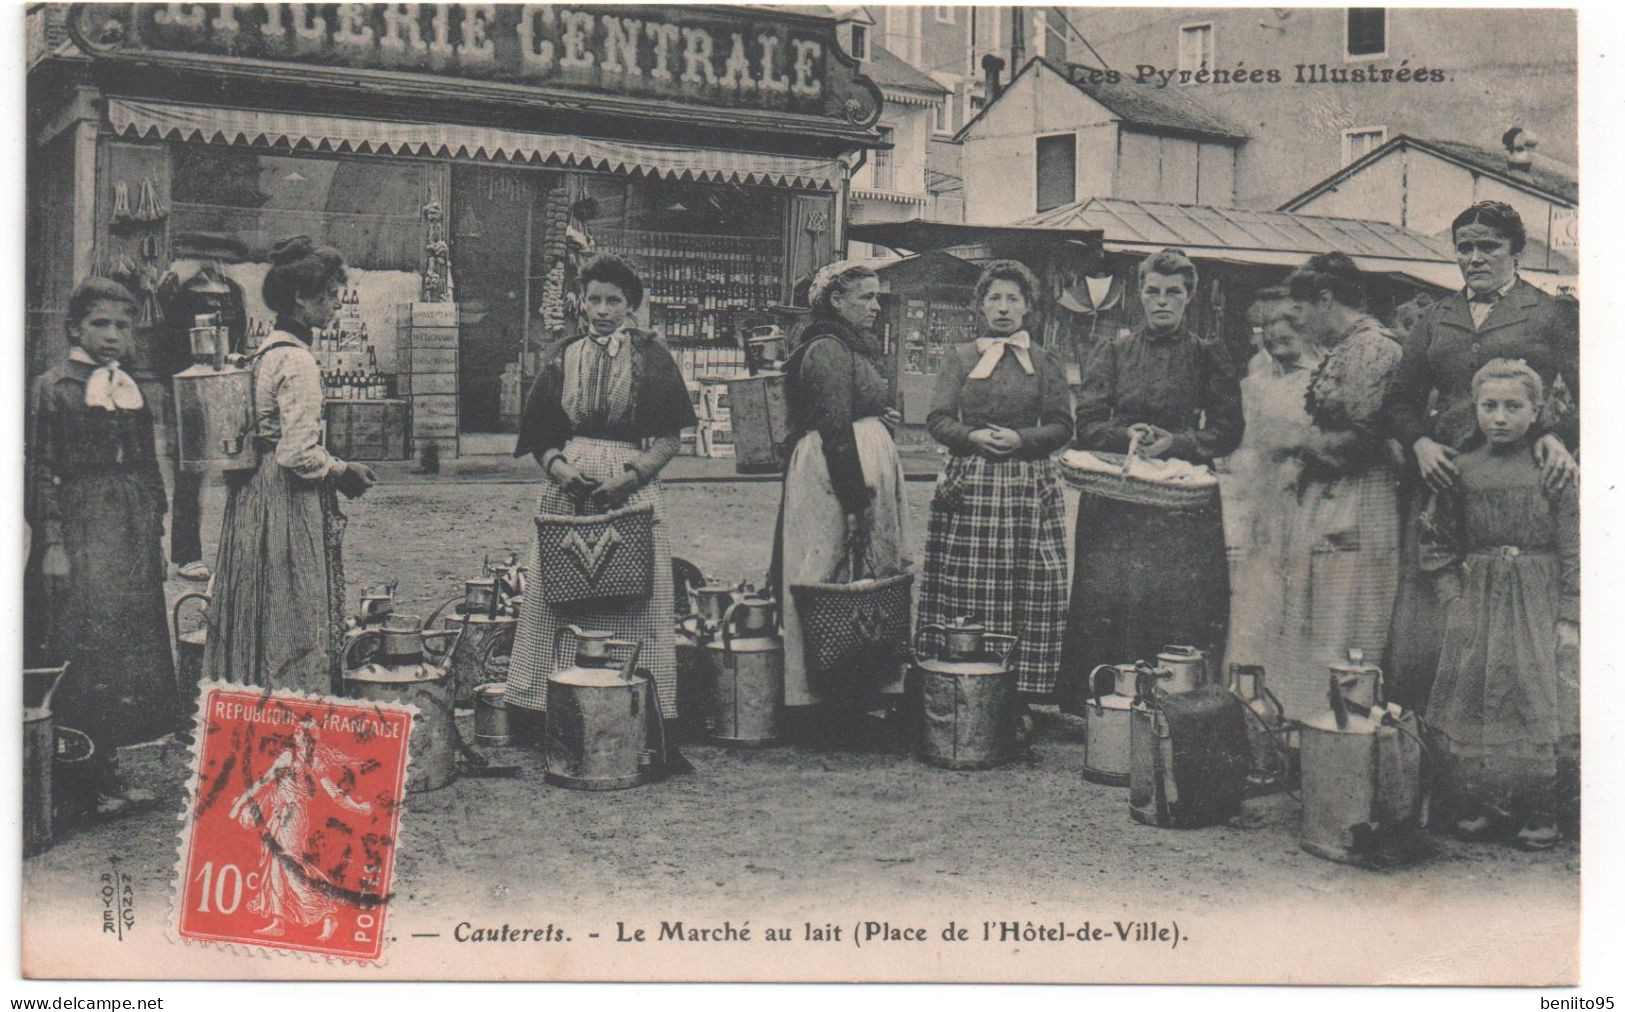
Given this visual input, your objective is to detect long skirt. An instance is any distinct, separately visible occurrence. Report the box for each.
[1427,549,1575,818]
[507,437,677,718]
[202,453,347,695]
[918,453,1068,694]
[1386,480,1445,711]
[1057,490,1228,714]
[24,470,178,751]
[774,418,911,707]
[1262,465,1400,722]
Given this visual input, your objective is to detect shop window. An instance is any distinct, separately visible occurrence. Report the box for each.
[1346,9,1387,58]
[901,298,980,377]
[873,128,896,191]
[1036,133,1076,213]
[169,147,428,272]
[1178,23,1213,75]
[1342,126,1387,165]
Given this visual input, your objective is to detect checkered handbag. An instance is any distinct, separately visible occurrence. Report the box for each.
[534,503,655,605]
[790,531,914,681]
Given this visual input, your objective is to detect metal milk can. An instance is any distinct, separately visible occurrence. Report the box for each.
[1228,664,1287,793]
[674,581,737,740]
[707,596,785,747]
[473,682,511,747]
[913,618,1021,770]
[1129,668,1248,828]
[173,313,256,474]
[1081,663,1138,786]
[544,626,656,790]
[1300,671,1426,867]
[172,592,211,724]
[1328,648,1382,712]
[342,615,460,792]
[23,667,67,857]
[1154,645,1209,694]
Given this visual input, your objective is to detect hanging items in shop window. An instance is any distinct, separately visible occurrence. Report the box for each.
[421,183,453,303]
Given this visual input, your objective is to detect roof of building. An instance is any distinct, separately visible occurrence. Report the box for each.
[1282,134,1578,210]
[1023,196,1455,262]
[955,58,1247,144]
[866,44,950,97]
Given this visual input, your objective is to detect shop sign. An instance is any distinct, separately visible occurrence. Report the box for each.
[66,4,882,129]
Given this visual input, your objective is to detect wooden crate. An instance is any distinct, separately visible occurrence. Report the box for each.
[397,372,458,396]
[325,400,410,461]
[404,326,459,350]
[399,302,459,328]
[402,346,458,373]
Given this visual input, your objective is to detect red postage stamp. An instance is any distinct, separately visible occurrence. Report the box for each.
[171,684,413,963]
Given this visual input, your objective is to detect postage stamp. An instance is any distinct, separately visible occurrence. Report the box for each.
[170,684,413,964]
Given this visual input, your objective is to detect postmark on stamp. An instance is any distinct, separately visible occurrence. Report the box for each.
[171,683,413,963]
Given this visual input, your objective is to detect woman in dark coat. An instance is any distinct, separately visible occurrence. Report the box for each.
[25,278,177,816]
[771,260,909,714]
[506,253,697,732]
[920,260,1072,700]
[1383,201,1579,710]
[1058,248,1242,711]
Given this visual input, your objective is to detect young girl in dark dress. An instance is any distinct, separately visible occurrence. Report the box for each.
[25,278,178,817]
[1421,358,1579,850]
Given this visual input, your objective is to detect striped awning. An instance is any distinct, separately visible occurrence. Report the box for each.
[106,97,842,191]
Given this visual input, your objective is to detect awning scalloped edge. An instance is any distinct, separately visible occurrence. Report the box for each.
[107,97,841,191]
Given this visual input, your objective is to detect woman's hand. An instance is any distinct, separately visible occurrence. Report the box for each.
[41,544,69,580]
[1129,423,1176,459]
[549,459,598,497]
[968,428,1002,455]
[983,425,1023,456]
[1556,620,1579,650]
[880,407,902,433]
[1533,433,1578,494]
[589,470,640,509]
[1413,436,1459,491]
[335,462,376,499]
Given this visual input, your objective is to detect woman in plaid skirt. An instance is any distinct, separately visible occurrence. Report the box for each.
[506,254,697,738]
[920,261,1073,702]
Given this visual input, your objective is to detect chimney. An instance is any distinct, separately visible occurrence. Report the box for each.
[981,53,1006,101]
[1010,6,1027,73]
[1502,125,1539,176]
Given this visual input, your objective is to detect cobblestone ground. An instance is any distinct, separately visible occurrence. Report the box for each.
[21,473,1577,982]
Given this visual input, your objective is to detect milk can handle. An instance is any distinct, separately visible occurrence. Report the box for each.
[983,632,1019,668]
[172,591,210,641]
[912,623,948,665]
[344,630,383,671]
[1087,664,1118,713]
[607,639,643,682]
[420,627,461,663]
[720,601,743,657]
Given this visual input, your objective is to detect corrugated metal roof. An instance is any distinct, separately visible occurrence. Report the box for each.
[1023,197,1455,262]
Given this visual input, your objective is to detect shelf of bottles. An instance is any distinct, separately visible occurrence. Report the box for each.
[314,288,395,400]
[900,299,981,377]
[587,228,784,345]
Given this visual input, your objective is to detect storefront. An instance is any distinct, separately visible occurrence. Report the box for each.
[28,4,883,457]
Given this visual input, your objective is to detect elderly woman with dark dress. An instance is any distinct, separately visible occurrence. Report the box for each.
[1383,201,1579,710]
[771,261,910,720]
[25,278,178,817]
[920,260,1072,703]
[1059,248,1243,711]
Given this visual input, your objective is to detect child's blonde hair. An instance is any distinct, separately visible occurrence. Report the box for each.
[1471,357,1544,405]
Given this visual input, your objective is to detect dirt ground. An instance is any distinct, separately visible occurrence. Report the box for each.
[21,471,1579,982]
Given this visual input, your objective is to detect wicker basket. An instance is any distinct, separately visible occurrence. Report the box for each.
[534,503,655,605]
[790,540,915,681]
[1058,451,1218,510]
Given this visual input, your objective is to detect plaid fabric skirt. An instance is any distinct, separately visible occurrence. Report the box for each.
[919,454,1068,694]
[1262,464,1401,721]
[506,437,676,718]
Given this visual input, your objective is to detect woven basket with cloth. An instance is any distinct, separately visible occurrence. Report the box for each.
[1058,433,1218,510]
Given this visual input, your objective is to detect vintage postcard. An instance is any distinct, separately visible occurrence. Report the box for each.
[15,1,1592,987]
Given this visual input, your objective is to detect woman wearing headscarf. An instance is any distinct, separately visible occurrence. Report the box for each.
[1218,287,1322,671]
[204,237,375,693]
[1059,248,1242,711]
[506,253,697,735]
[920,260,1072,702]
[1263,252,1403,721]
[771,260,910,719]
[25,277,177,816]
[1383,201,1579,710]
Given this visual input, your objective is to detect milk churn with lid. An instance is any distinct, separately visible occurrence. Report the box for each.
[912,617,1021,770]
[544,626,660,790]
[173,311,257,474]
[1154,645,1209,694]
[23,668,68,857]
[1228,664,1287,793]
[1129,666,1250,828]
[342,615,460,792]
[706,594,785,747]
[1299,657,1427,867]
[1327,648,1382,711]
[674,571,735,740]
[1081,663,1138,786]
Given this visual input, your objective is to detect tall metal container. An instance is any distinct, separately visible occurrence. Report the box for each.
[443,612,516,708]
[342,616,460,792]
[543,627,654,790]
[23,668,67,857]
[726,371,790,474]
[172,592,210,724]
[707,597,785,747]
[173,314,257,475]
[674,583,736,740]
[1228,664,1287,793]
[913,620,1020,770]
[1082,663,1137,786]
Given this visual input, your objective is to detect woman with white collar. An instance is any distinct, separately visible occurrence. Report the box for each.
[920,260,1073,703]
[203,236,375,694]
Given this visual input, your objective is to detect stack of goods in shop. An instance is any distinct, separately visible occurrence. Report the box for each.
[396,301,460,459]
[694,375,734,459]
[316,290,391,400]
[672,346,746,457]
[593,229,783,346]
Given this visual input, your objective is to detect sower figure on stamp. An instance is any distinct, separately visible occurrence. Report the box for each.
[202,237,376,692]
[229,715,374,941]
[24,278,178,818]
